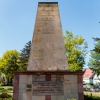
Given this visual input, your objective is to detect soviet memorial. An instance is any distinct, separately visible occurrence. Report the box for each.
[13,2,84,100]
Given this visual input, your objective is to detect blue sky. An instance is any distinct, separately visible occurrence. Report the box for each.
[0,0,100,67]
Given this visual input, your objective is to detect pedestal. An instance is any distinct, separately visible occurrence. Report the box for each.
[13,71,84,100]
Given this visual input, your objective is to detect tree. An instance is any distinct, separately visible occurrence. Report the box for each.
[18,41,31,71]
[0,50,20,85]
[88,38,100,75]
[64,30,88,71]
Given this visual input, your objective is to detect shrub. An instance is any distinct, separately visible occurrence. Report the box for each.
[0,87,4,90]
[0,88,8,93]
[84,94,100,100]
[7,87,13,91]
[0,93,12,98]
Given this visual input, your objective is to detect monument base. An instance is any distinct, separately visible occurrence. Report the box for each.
[13,71,84,100]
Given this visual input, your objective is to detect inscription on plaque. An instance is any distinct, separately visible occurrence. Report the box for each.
[26,84,32,92]
[33,81,63,95]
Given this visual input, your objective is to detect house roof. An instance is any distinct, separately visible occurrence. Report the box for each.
[83,69,94,79]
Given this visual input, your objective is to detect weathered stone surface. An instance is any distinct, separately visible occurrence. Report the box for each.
[53,7,58,10]
[71,84,78,93]
[13,75,19,100]
[33,75,45,81]
[78,93,84,100]
[32,96,45,100]
[23,93,32,100]
[78,84,83,93]
[48,11,59,15]
[19,83,26,92]
[54,27,62,34]
[13,93,19,100]
[33,81,63,95]
[34,27,42,34]
[46,95,51,100]
[51,96,64,100]
[19,75,27,83]
[64,84,71,94]
[53,16,60,21]
[52,21,61,26]
[32,35,42,43]
[27,2,69,71]
[71,93,78,100]
[65,94,78,100]
[36,16,53,21]
[13,75,19,93]
[44,6,53,10]
[77,75,83,84]
[35,21,43,26]
[38,6,44,10]
[37,10,49,15]
[51,75,64,81]
[64,75,77,84]
[19,75,32,84]
[13,72,84,100]
[65,94,72,99]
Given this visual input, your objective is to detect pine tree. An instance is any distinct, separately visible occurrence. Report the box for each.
[19,41,31,71]
[88,38,100,75]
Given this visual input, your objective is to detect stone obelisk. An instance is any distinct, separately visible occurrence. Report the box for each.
[13,2,84,100]
[27,2,69,71]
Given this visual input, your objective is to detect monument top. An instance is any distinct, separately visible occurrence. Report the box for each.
[38,2,58,4]
[27,2,69,71]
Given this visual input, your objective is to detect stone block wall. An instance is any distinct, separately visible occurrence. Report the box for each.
[13,72,84,100]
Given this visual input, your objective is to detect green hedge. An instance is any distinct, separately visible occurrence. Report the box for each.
[0,98,12,100]
[0,93,12,99]
[84,94,100,100]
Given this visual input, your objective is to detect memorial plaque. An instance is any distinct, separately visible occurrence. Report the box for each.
[33,81,64,95]
[26,84,32,92]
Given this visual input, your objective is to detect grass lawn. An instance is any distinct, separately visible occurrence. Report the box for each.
[0,86,13,89]
[0,86,13,95]
[84,91,100,97]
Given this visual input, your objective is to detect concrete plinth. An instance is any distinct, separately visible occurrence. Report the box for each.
[13,71,84,100]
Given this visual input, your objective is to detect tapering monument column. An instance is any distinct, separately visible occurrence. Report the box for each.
[13,2,84,100]
[27,2,69,71]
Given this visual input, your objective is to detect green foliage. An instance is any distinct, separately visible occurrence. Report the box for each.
[67,98,76,100]
[18,41,31,71]
[0,87,4,90]
[0,50,20,84]
[84,94,100,100]
[94,82,99,87]
[0,86,13,94]
[6,87,13,91]
[0,75,5,86]
[0,87,12,99]
[88,38,100,75]
[0,88,8,93]
[0,93,12,99]
[0,41,31,84]
[64,30,88,71]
